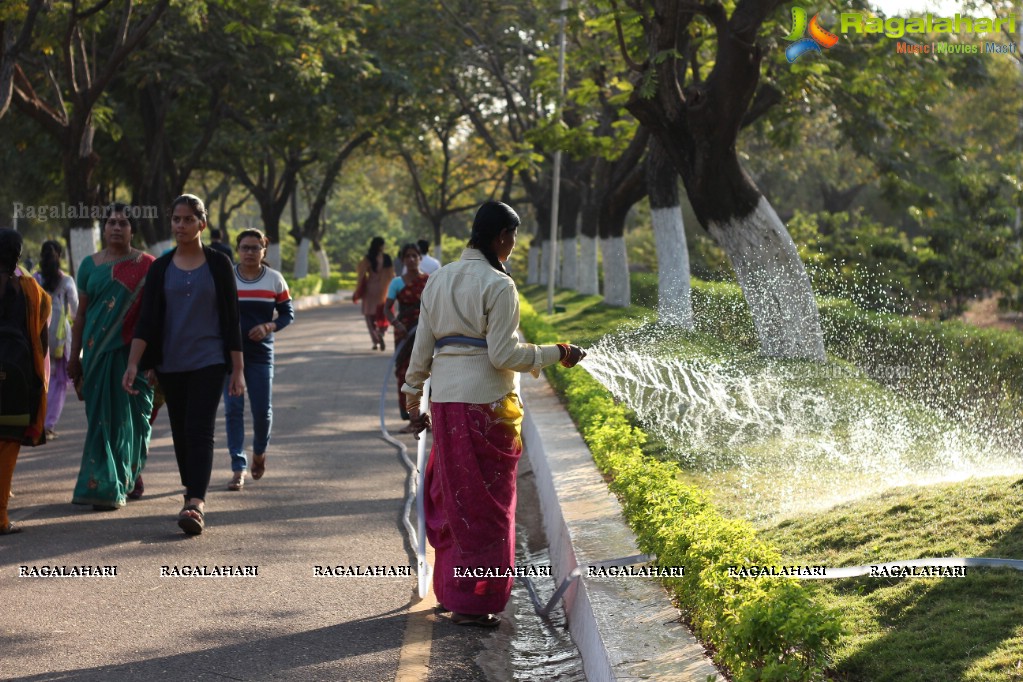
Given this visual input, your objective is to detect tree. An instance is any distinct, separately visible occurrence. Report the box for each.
[0,0,49,120]
[11,0,170,269]
[647,134,692,326]
[293,131,373,278]
[619,0,825,360]
[397,109,509,259]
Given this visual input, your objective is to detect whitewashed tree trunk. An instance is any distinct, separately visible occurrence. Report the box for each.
[577,235,599,295]
[266,242,282,271]
[69,223,100,276]
[149,239,173,258]
[601,236,630,307]
[539,239,552,285]
[527,244,541,284]
[559,236,578,290]
[316,247,331,279]
[706,196,825,360]
[651,206,693,328]
[293,238,311,279]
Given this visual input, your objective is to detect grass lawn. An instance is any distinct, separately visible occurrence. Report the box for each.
[520,282,1023,681]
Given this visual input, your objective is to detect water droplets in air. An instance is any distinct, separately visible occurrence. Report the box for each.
[580,322,1023,523]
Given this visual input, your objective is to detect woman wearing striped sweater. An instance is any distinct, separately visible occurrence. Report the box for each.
[223,229,294,490]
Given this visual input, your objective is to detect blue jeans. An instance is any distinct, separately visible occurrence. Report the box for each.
[224,362,274,472]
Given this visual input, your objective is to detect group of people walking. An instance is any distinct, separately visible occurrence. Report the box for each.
[4,198,588,634]
[1,194,293,536]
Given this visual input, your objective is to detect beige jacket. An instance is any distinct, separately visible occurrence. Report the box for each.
[403,249,561,404]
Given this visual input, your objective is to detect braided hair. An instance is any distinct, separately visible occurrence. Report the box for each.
[468,200,519,274]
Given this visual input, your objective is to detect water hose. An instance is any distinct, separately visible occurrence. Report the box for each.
[378,327,432,597]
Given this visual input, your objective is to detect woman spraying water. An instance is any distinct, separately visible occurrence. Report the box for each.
[403,200,585,627]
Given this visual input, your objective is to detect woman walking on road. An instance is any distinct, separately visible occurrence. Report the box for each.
[0,228,50,535]
[403,201,586,627]
[123,194,244,535]
[384,243,429,424]
[33,240,78,440]
[352,236,393,351]
[224,229,294,491]
[69,206,155,510]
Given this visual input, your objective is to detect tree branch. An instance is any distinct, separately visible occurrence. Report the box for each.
[609,0,647,72]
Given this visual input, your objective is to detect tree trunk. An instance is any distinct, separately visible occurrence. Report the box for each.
[578,183,600,295]
[647,136,693,328]
[560,235,578,290]
[539,239,552,286]
[577,235,599,295]
[601,237,630,307]
[294,237,311,278]
[595,129,648,308]
[527,244,541,285]
[626,0,824,360]
[316,247,330,279]
[69,225,100,276]
[706,196,824,358]
[266,242,282,270]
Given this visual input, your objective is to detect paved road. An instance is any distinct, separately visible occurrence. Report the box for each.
[0,302,507,681]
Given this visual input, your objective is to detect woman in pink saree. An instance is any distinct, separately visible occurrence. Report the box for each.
[402,201,586,627]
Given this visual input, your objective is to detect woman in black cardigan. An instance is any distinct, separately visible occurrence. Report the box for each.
[123,194,244,535]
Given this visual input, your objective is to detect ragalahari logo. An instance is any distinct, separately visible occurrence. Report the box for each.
[784,7,839,62]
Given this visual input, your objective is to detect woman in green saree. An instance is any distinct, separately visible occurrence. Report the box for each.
[68,205,156,510]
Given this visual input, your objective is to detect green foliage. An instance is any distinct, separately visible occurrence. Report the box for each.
[817,297,1023,439]
[518,297,843,681]
[289,274,323,298]
[787,210,922,312]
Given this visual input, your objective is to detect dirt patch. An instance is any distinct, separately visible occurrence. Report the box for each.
[960,296,1023,332]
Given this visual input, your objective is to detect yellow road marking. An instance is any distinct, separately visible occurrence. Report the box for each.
[395,547,437,681]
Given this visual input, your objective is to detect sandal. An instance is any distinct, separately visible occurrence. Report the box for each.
[227,471,245,491]
[127,475,145,500]
[0,522,22,535]
[177,505,205,535]
[251,454,266,480]
[451,612,501,628]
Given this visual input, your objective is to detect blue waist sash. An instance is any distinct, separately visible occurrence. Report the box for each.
[435,335,488,348]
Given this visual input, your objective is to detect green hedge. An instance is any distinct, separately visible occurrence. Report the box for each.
[287,272,354,298]
[289,274,323,298]
[680,277,1023,437]
[817,297,1023,436]
[519,297,842,681]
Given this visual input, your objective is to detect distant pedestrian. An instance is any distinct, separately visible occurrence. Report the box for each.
[384,243,429,424]
[223,229,294,491]
[209,228,234,263]
[68,205,155,510]
[418,239,441,274]
[0,228,50,535]
[33,240,78,440]
[123,194,244,535]
[352,236,394,351]
[403,201,586,627]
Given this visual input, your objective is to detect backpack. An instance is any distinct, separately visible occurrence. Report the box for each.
[0,314,40,428]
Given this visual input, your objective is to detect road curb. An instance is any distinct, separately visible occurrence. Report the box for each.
[521,372,721,681]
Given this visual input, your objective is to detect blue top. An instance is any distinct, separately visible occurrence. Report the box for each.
[159,262,224,372]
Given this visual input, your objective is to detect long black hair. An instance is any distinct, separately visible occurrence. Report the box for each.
[366,236,392,272]
[0,228,24,308]
[468,200,519,273]
[38,240,64,293]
